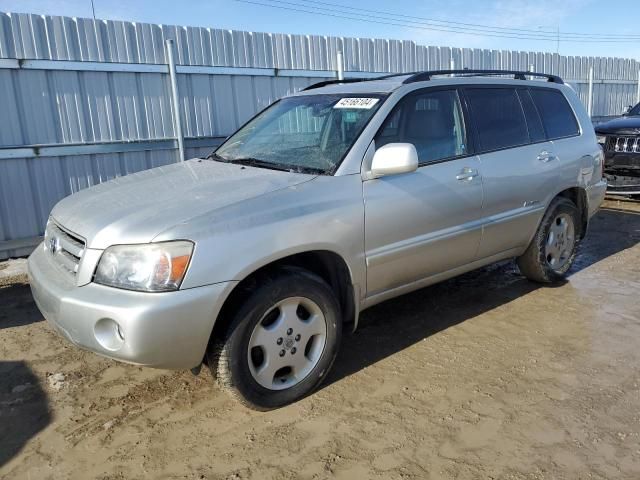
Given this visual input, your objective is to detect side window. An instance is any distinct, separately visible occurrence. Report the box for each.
[518,89,546,143]
[375,89,467,164]
[465,87,529,152]
[529,89,580,139]
[376,107,403,146]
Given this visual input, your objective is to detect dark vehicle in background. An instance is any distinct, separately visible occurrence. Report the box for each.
[596,102,640,196]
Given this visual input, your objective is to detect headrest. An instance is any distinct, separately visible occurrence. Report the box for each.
[405,109,452,139]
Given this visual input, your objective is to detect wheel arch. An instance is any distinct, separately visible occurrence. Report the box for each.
[555,186,589,239]
[204,249,358,366]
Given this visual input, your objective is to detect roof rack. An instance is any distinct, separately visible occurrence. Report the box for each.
[302,69,563,91]
[403,69,563,84]
[302,78,373,91]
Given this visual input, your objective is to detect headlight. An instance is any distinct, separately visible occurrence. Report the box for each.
[43,218,52,252]
[596,134,606,145]
[94,241,193,292]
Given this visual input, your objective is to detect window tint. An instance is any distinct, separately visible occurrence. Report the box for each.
[465,88,529,152]
[518,89,546,143]
[377,107,402,141]
[529,89,580,139]
[375,89,467,163]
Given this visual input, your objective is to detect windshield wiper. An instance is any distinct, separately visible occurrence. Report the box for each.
[208,154,327,175]
[234,158,330,175]
[206,152,230,162]
[226,157,292,172]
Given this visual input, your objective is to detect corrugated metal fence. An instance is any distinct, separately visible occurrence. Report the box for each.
[1,11,639,258]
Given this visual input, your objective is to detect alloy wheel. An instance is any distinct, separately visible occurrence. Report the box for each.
[247,297,327,390]
[545,213,575,271]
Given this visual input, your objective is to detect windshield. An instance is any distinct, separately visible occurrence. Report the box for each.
[212,94,385,174]
[629,102,640,116]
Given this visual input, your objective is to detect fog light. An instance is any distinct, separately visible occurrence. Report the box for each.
[94,318,125,351]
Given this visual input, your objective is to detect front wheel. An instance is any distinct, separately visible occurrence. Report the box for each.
[207,267,342,410]
[517,197,580,283]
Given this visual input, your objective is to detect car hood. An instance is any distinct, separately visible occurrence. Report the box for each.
[51,159,316,249]
[595,116,640,135]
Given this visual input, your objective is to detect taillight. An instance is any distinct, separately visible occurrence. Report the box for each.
[596,146,605,179]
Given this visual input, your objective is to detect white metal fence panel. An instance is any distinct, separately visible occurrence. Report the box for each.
[0,11,639,258]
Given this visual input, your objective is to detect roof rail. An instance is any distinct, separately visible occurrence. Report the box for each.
[302,78,372,91]
[302,69,563,91]
[303,72,421,90]
[402,70,564,84]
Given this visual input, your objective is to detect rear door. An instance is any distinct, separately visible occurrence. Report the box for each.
[363,88,484,296]
[528,87,585,186]
[462,86,558,259]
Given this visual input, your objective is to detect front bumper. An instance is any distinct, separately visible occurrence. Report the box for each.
[604,150,640,194]
[28,245,236,369]
[604,150,640,172]
[604,173,640,195]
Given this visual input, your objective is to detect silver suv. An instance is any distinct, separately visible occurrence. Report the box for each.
[28,70,606,409]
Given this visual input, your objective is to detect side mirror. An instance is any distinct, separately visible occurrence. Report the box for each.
[623,105,632,116]
[371,143,419,178]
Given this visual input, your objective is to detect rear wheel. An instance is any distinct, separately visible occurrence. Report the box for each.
[207,267,341,410]
[517,197,579,283]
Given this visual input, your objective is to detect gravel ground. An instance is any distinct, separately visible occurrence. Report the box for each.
[1,199,639,480]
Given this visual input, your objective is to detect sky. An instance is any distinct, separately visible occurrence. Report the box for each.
[1,0,639,59]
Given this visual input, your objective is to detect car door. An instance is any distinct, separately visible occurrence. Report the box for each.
[528,87,586,189]
[462,86,559,259]
[363,88,484,296]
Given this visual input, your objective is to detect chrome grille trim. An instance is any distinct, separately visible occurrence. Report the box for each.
[44,221,86,276]
[606,135,640,153]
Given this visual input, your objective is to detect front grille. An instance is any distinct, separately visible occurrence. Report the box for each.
[44,221,86,275]
[605,135,640,153]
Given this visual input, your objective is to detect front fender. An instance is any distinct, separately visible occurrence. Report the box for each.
[156,175,367,295]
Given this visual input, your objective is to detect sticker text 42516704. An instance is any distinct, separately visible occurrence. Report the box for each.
[333,98,380,109]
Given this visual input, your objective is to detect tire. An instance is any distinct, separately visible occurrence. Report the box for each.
[517,197,580,284]
[206,267,342,410]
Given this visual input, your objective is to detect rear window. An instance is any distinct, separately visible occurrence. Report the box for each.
[465,88,529,152]
[529,89,580,140]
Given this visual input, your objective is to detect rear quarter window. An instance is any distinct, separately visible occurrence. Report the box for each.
[529,89,580,140]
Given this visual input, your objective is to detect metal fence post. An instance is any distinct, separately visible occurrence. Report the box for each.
[336,51,344,80]
[165,39,185,162]
[587,66,594,117]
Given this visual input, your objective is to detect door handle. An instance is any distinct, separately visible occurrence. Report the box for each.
[537,151,558,163]
[456,167,479,181]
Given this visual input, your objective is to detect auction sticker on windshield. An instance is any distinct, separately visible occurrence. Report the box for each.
[334,98,380,109]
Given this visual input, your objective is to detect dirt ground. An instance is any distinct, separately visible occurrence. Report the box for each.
[1,199,639,480]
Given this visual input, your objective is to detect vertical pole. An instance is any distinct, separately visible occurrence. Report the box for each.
[166,39,185,162]
[336,51,344,81]
[555,26,560,75]
[587,66,594,117]
[636,69,640,104]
